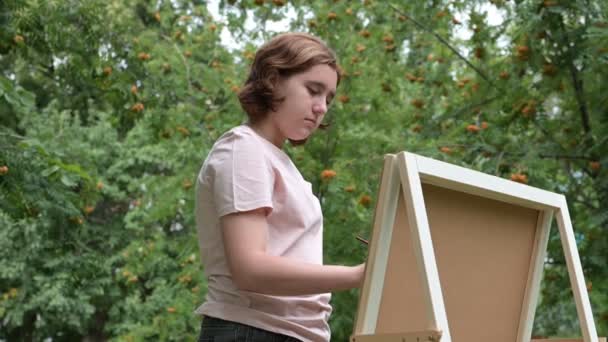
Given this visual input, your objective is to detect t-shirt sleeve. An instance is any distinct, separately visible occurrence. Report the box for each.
[210,133,274,217]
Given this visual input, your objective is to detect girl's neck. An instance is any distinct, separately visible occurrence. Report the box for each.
[247,118,284,149]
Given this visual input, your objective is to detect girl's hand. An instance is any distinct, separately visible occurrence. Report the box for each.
[353,263,366,288]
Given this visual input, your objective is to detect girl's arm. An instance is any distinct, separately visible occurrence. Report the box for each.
[221,208,365,296]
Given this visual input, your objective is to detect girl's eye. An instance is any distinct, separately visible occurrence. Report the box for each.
[307,87,320,95]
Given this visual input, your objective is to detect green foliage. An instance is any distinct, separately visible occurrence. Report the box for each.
[1,0,607,340]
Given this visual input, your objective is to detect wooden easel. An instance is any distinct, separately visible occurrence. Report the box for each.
[351,152,601,342]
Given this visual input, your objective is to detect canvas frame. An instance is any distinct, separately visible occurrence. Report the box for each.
[351,152,598,342]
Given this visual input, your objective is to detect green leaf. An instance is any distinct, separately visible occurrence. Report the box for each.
[41,165,60,177]
[60,174,78,188]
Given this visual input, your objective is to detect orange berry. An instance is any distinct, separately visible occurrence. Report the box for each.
[440,146,453,154]
[167,307,176,313]
[510,173,528,184]
[243,51,255,60]
[411,99,425,109]
[411,125,423,133]
[209,24,217,32]
[466,124,480,133]
[130,84,138,94]
[359,30,371,38]
[184,50,192,58]
[13,35,24,44]
[435,11,447,18]
[154,11,161,22]
[355,44,366,52]
[103,66,112,76]
[543,0,557,6]
[481,121,489,129]
[405,73,418,82]
[327,12,337,20]
[84,205,95,215]
[137,52,151,61]
[382,34,394,44]
[230,85,240,93]
[96,181,104,190]
[516,45,530,61]
[182,179,193,189]
[131,102,145,113]
[345,8,353,15]
[344,185,355,192]
[321,169,337,180]
[521,101,536,117]
[499,71,510,80]
[338,95,350,103]
[0,166,8,175]
[358,195,372,207]
[590,161,600,171]
[542,63,557,76]
[178,275,192,283]
[177,126,191,136]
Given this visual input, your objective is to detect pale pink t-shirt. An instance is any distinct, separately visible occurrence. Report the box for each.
[194,124,332,342]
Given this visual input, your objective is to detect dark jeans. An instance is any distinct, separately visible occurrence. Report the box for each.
[198,315,302,342]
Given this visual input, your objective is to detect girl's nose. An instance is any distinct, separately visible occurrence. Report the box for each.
[313,101,327,115]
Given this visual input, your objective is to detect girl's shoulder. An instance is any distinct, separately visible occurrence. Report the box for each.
[216,124,254,140]
[210,125,261,151]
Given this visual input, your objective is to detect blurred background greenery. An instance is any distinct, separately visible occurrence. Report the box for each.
[1,0,606,340]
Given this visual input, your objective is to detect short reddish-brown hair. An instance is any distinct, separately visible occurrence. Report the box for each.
[238,32,341,126]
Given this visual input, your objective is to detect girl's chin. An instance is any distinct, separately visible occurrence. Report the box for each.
[288,129,313,141]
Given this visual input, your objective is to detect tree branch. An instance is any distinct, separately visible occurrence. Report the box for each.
[568,62,591,135]
[444,96,499,119]
[554,20,593,139]
[388,3,496,89]
[160,34,192,91]
[491,149,594,162]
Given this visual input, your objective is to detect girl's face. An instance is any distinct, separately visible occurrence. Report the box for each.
[263,64,337,147]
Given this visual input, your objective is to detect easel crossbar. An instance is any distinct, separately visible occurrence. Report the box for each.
[351,330,442,342]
